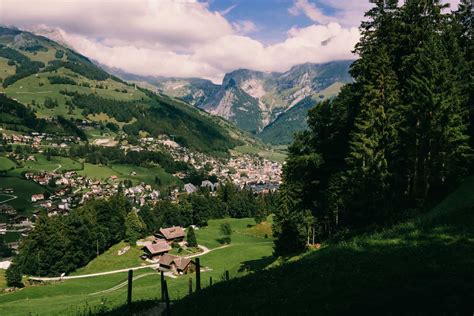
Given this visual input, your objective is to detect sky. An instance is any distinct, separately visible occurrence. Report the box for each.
[0,0,461,83]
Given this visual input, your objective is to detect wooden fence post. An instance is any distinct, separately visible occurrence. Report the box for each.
[127,269,133,306]
[188,277,193,295]
[209,276,213,287]
[195,258,201,291]
[160,271,165,301]
[225,270,229,281]
[163,280,171,316]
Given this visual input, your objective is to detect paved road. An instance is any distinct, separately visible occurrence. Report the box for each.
[29,244,231,281]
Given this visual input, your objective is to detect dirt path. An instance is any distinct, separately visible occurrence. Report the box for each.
[0,194,18,204]
[52,164,62,172]
[185,244,229,259]
[15,91,53,94]
[29,244,230,282]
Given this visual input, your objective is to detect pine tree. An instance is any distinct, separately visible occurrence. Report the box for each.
[343,0,400,224]
[402,32,470,201]
[186,226,198,248]
[125,211,145,246]
[345,45,399,224]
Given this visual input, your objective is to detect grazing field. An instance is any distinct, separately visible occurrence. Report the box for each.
[77,163,118,180]
[110,164,181,188]
[77,163,180,188]
[72,242,145,276]
[0,157,16,172]
[0,217,276,315]
[0,177,46,213]
[0,57,15,81]
[6,155,82,177]
[233,145,287,163]
[2,67,149,120]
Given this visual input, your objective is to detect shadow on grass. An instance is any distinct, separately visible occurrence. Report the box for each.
[171,206,474,315]
[238,255,276,273]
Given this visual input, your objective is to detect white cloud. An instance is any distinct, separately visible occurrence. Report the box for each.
[232,20,258,34]
[289,0,336,25]
[0,0,359,83]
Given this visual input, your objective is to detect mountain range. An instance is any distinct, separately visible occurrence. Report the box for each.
[118,61,353,144]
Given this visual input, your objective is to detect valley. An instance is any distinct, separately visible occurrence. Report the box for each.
[0,0,473,314]
[119,61,353,144]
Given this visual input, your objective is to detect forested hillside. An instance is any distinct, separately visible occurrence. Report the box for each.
[273,0,473,254]
[0,27,239,154]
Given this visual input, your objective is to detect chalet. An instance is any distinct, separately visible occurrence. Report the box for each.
[157,253,196,275]
[31,194,45,202]
[142,241,172,260]
[156,226,185,242]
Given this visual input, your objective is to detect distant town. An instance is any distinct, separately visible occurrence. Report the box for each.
[0,129,282,250]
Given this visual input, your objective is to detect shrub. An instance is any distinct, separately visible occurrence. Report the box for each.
[6,263,23,287]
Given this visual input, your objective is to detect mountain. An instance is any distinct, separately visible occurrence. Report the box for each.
[120,61,353,142]
[0,27,240,154]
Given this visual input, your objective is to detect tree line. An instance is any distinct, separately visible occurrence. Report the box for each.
[69,144,190,174]
[6,181,277,285]
[274,0,473,255]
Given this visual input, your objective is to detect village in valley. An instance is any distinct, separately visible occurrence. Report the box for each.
[0,127,282,269]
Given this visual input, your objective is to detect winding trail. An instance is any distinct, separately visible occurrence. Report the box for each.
[28,244,231,282]
[0,194,18,204]
[52,164,62,172]
[15,91,53,94]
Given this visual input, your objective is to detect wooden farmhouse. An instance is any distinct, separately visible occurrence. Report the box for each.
[142,241,172,260]
[157,253,196,275]
[155,226,185,243]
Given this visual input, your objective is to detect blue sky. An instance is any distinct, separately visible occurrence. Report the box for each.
[208,0,317,43]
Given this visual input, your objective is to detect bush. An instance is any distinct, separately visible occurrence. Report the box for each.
[220,222,232,236]
[6,263,23,287]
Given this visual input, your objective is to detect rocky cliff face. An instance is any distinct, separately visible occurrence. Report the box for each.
[118,60,353,138]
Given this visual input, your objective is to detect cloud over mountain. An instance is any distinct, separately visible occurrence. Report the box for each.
[0,0,460,83]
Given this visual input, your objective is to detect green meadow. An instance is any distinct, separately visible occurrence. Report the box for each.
[0,217,276,315]
[6,155,82,177]
[78,163,181,188]
[0,177,46,213]
[0,156,16,172]
[2,67,148,120]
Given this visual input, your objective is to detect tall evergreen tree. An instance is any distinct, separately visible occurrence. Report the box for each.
[186,226,198,248]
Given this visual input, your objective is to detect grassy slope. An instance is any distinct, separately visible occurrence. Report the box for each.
[172,177,474,315]
[72,241,145,276]
[3,68,148,120]
[232,145,287,164]
[6,154,82,177]
[0,156,16,172]
[0,177,46,214]
[77,163,181,188]
[0,29,240,155]
[0,217,275,315]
